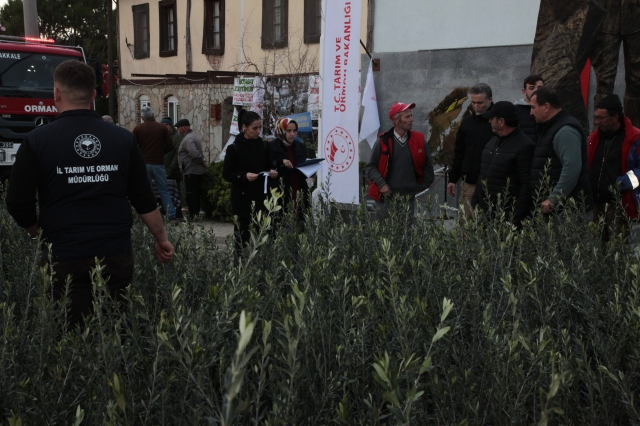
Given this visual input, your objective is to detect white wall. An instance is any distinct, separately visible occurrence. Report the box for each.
[373,0,541,53]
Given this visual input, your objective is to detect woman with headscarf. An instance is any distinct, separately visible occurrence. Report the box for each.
[269,117,311,219]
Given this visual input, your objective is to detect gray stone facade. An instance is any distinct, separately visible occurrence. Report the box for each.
[118,83,234,162]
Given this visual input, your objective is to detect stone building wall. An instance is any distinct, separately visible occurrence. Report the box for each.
[118,83,234,162]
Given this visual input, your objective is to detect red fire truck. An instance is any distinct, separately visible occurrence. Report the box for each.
[0,36,86,179]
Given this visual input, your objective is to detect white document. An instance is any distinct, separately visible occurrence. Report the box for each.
[296,162,323,178]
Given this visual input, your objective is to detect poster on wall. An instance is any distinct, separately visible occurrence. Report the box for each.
[251,77,265,118]
[233,77,255,106]
[319,0,362,204]
[229,107,240,135]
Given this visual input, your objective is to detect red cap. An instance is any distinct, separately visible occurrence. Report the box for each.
[389,102,416,120]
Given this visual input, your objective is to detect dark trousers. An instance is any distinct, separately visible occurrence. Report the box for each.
[591,32,640,127]
[41,252,134,330]
[592,202,629,243]
[184,173,203,217]
[234,217,252,260]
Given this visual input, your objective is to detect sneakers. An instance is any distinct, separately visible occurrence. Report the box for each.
[169,218,180,227]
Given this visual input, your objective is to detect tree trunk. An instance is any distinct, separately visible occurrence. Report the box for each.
[186,0,192,72]
[366,0,374,53]
[23,0,38,37]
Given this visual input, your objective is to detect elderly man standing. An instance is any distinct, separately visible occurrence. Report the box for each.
[366,102,434,219]
[447,83,496,221]
[529,87,592,214]
[588,94,640,241]
[133,106,177,223]
[176,119,207,219]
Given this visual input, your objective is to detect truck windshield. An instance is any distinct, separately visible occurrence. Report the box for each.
[0,52,81,90]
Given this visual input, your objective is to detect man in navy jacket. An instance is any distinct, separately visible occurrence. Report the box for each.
[6,60,174,329]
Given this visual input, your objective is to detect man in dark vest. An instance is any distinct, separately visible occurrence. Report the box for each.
[366,102,435,219]
[588,94,640,241]
[5,60,174,329]
[529,87,593,215]
[514,75,544,142]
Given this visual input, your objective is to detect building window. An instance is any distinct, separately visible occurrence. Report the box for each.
[132,4,150,59]
[304,0,321,44]
[261,0,288,49]
[167,96,178,123]
[203,0,225,55]
[159,0,178,57]
[139,95,150,123]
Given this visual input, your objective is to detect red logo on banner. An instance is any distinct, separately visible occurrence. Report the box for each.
[324,126,355,172]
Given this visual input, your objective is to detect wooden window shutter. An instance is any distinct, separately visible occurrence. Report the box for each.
[261,0,274,49]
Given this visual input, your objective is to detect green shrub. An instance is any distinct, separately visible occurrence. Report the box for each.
[201,161,232,220]
[1,189,639,425]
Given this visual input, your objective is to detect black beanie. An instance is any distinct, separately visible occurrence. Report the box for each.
[595,94,623,112]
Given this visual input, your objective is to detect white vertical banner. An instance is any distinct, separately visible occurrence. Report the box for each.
[360,60,380,148]
[320,0,361,204]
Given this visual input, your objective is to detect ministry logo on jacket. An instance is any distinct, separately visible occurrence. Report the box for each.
[74,134,102,158]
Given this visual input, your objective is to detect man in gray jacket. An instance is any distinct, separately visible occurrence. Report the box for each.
[176,119,207,218]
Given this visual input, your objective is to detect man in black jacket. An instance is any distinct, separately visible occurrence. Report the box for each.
[472,102,535,228]
[514,75,544,142]
[5,60,174,329]
[448,83,495,221]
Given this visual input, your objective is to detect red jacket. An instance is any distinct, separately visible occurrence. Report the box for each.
[368,130,427,201]
[588,116,640,219]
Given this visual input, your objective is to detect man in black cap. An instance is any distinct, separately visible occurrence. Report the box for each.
[176,119,207,219]
[587,94,640,241]
[471,101,536,228]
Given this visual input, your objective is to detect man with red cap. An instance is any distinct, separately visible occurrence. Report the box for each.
[588,94,640,241]
[366,102,434,219]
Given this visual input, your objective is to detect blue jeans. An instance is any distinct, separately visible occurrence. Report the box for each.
[146,164,176,219]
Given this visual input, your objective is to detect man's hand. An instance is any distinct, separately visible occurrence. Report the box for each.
[283,159,293,168]
[268,170,278,178]
[380,184,392,197]
[541,199,555,214]
[139,209,174,264]
[24,224,38,238]
[155,240,174,263]
[447,182,456,197]
[246,172,259,182]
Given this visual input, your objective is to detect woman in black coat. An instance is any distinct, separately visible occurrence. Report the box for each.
[223,110,277,257]
[269,117,310,219]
